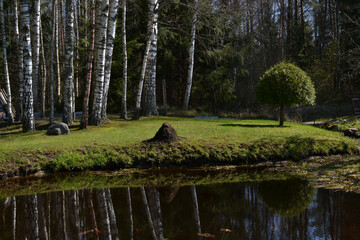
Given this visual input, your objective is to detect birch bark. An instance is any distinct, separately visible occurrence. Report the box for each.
[183,0,198,110]
[20,0,35,132]
[101,0,119,120]
[133,0,159,119]
[142,18,159,116]
[32,0,41,112]
[56,1,61,103]
[89,0,110,126]
[62,0,75,125]
[14,0,23,121]
[120,0,128,120]
[50,0,57,124]
[0,0,13,123]
[81,0,95,129]
[40,24,47,118]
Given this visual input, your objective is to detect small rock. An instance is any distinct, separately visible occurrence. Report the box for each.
[47,122,70,135]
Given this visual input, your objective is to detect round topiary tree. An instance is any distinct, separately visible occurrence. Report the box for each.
[256,62,316,126]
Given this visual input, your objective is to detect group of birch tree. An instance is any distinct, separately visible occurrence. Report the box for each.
[0,0,359,130]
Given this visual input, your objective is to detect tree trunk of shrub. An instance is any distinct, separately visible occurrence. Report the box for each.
[279,104,285,126]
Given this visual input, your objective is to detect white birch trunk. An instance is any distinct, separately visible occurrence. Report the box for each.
[50,0,57,125]
[20,0,35,132]
[62,0,75,125]
[89,0,110,126]
[74,0,80,98]
[40,24,47,118]
[120,0,128,120]
[142,0,159,116]
[101,0,119,120]
[56,0,61,103]
[81,0,95,129]
[133,0,158,119]
[32,0,41,112]
[14,0,23,121]
[0,0,13,123]
[183,0,198,110]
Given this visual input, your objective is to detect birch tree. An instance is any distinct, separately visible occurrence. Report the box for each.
[101,0,120,120]
[56,0,61,103]
[142,10,159,117]
[0,0,13,123]
[133,0,159,120]
[89,0,110,126]
[81,0,95,129]
[63,0,75,125]
[14,0,23,122]
[120,0,128,120]
[20,0,35,132]
[40,24,47,118]
[32,0,41,112]
[183,0,198,110]
[50,0,57,124]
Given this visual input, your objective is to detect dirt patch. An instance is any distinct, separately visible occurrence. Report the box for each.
[147,123,181,143]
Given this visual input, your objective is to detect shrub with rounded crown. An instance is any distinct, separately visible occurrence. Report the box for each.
[256,62,316,126]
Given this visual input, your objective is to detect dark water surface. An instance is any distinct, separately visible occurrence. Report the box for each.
[1,178,360,240]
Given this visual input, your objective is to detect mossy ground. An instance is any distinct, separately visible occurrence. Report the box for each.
[0,116,357,179]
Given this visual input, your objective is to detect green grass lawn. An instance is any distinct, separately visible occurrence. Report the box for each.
[0,116,357,175]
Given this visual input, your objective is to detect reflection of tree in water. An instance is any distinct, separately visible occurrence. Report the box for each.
[1,181,360,240]
[259,178,315,217]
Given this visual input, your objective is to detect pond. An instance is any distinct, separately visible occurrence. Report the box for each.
[0,173,360,240]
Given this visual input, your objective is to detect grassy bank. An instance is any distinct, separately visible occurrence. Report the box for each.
[0,117,357,178]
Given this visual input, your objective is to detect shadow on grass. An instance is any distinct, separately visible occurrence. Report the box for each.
[220,124,289,128]
[0,121,81,137]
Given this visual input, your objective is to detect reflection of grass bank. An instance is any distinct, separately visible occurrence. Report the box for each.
[0,167,292,198]
[281,155,360,194]
[0,117,357,178]
[1,157,360,198]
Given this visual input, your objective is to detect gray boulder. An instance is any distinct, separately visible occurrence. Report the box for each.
[47,122,70,135]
